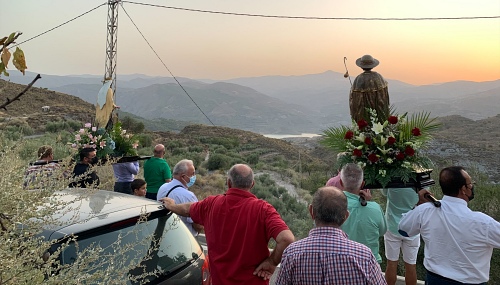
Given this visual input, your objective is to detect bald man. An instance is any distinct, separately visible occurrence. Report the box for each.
[161,164,294,285]
[143,144,172,200]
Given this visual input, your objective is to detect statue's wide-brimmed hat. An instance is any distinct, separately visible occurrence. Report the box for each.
[356,55,379,69]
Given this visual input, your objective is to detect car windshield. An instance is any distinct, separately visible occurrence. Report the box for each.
[59,211,201,284]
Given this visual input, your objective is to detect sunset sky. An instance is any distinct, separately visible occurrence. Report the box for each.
[2,0,499,85]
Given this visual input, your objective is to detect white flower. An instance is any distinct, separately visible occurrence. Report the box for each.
[379,170,387,177]
[92,127,97,132]
[355,133,366,142]
[379,136,388,146]
[79,128,85,134]
[377,147,391,155]
[357,162,366,168]
[371,122,384,134]
[84,123,91,128]
[386,158,393,164]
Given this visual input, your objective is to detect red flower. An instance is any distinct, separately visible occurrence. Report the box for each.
[353,149,362,157]
[344,130,354,140]
[396,152,405,160]
[411,127,421,136]
[368,153,378,163]
[364,137,372,145]
[357,119,369,130]
[388,116,398,124]
[405,146,415,156]
[387,137,396,145]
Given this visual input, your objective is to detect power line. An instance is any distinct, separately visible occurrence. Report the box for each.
[119,3,216,126]
[121,1,499,21]
[12,3,107,47]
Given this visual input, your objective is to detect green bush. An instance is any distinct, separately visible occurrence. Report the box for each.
[206,153,230,171]
[45,120,81,133]
[134,133,153,148]
[246,153,259,165]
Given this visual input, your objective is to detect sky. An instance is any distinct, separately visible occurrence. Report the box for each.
[1,0,499,85]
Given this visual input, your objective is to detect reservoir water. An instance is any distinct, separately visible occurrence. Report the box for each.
[263,133,321,139]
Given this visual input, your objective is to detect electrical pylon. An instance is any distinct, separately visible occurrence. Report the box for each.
[104,0,120,101]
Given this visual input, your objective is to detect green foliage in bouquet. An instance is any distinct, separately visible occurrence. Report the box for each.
[321,108,440,188]
[109,121,139,157]
[69,123,115,159]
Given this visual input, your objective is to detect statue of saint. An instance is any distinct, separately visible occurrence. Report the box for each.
[349,55,390,123]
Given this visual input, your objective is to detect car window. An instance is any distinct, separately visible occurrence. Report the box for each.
[59,211,201,284]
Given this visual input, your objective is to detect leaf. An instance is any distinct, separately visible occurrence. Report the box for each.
[0,62,9,77]
[1,48,11,67]
[0,36,7,46]
[6,32,16,45]
[320,125,351,152]
[13,47,27,75]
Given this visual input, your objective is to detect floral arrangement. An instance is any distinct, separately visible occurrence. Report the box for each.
[70,123,115,158]
[69,122,138,159]
[109,121,139,157]
[321,108,440,188]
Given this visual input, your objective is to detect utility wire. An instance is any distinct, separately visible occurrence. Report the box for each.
[121,1,499,21]
[12,3,107,47]
[120,3,215,126]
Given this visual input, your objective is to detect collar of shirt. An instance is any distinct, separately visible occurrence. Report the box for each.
[225,188,257,199]
[309,226,348,239]
[442,195,467,206]
[171,178,187,189]
[344,191,360,200]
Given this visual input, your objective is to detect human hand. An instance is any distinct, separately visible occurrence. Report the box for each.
[359,189,372,201]
[253,257,277,280]
[159,197,176,210]
[417,189,432,205]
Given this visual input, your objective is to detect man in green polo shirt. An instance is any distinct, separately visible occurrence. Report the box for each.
[143,144,172,200]
[339,163,387,263]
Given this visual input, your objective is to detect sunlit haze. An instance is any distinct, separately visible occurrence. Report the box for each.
[2,0,499,85]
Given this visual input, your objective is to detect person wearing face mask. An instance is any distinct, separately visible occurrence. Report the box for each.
[69,147,100,188]
[399,166,500,285]
[157,159,202,236]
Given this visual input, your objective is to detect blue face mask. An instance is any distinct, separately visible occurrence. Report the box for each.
[186,175,196,187]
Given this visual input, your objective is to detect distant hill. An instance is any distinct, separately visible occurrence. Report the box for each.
[1,78,499,183]
[4,71,500,134]
[50,81,316,134]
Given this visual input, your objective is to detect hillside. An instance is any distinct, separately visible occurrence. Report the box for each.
[2,78,500,183]
[0,79,94,131]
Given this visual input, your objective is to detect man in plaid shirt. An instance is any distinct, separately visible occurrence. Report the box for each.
[275,186,387,285]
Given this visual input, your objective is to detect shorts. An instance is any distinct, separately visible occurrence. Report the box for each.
[384,231,420,264]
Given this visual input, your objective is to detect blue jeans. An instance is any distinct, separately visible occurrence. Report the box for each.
[426,270,486,285]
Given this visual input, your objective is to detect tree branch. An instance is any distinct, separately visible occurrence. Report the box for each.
[0,74,41,110]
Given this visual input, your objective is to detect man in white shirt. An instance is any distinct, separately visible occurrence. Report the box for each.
[399,166,500,285]
[157,159,203,236]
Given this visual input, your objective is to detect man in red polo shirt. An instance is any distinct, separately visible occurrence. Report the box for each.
[161,163,294,284]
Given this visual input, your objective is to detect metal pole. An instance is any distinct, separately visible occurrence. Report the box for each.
[104,0,120,102]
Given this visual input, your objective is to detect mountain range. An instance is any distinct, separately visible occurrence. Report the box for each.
[5,70,500,134]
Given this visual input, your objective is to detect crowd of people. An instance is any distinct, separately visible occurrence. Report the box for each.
[24,144,499,285]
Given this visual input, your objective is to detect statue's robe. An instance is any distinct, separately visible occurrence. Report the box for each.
[349,71,390,123]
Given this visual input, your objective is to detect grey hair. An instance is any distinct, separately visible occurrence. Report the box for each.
[228,164,254,189]
[340,163,364,191]
[173,159,194,175]
[312,187,347,226]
